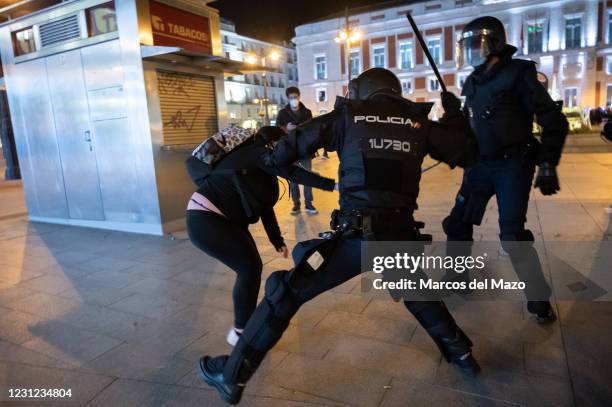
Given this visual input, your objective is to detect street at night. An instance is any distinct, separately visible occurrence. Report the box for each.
[0,0,611,406]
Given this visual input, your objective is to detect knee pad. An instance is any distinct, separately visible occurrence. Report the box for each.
[264,270,302,321]
[443,215,473,241]
[265,270,288,304]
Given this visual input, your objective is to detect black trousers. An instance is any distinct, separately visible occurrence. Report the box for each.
[443,150,552,305]
[187,210,263,329]
[222,227,469,384]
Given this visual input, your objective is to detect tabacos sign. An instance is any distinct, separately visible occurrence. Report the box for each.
[149,1,211,54]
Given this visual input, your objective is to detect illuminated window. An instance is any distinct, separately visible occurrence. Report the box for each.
[12,27,36,56]
[398,42,413,69]
[372,46,386,68]
[314,55,327,80]
[350,49,360,76]
[565,17,581,49]
[527,22,544,53]
[86,1,117,37]
[607,56,612,74]
[428,76,440,91]
[316,87,327,102]
[427,38,442,64]
[608,13,612,43]
[606,84,612,107]
[564,87,578,108]
[401,79,413,94]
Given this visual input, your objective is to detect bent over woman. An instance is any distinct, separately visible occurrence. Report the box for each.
[186,126,335,346]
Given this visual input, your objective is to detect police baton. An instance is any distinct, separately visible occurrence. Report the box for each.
[406,12,447,93]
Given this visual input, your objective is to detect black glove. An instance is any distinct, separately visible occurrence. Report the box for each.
[534,162,560,195]
[441,91,462,116]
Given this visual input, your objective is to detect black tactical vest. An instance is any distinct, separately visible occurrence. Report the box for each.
[336,96,429,212]
[462,59,535,157]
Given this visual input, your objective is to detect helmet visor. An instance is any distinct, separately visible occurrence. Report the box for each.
[457,29,495,68]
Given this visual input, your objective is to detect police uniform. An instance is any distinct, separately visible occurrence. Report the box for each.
[198,71,481,404]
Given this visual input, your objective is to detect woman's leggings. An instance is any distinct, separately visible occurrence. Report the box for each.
[186,210,263,329]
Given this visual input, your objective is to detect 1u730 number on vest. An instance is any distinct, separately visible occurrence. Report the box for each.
[368,138,411,153]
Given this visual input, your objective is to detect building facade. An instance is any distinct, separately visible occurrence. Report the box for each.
[294,0,612,117]
[221,19,298,127]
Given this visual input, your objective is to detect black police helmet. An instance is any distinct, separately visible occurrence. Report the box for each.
[348,67,402,100]
[457,16,507,68]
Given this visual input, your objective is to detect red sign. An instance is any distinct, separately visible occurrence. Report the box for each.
[149,1,211,54]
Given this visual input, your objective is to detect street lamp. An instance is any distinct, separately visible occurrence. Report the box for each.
[252,97,268,125]
[245,50,281,125]
[334,7,360,81]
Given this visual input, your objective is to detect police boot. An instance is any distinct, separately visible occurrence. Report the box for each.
[423,319,480,376]
[405,301,481,376]
[436,327,481,376]
[198,355,247,405]
[527,301,557,324]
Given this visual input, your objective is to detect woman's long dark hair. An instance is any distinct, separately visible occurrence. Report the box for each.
[254,126,285,147]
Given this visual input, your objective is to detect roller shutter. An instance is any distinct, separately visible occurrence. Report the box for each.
[157,69,218,146]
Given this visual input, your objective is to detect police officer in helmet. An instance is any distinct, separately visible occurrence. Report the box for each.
[198,67,480,404]
[445,16,568,322]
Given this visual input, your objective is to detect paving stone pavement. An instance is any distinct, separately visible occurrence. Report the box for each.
[0,152,610,406]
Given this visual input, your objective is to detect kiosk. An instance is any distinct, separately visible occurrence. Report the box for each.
[0,0,252,234]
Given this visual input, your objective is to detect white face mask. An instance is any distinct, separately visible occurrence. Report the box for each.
[289,99,299,108]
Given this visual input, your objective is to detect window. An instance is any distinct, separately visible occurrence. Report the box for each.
[607,56,612,74]
[427,38,441,64]
[316,88,327,102]
[564,88,578,108]
[609,12,612,43]
[373,46,386,68]
[457,74,469,89]
[315,55,327,80]
[398,42,413,69]
[86,2,117,37]
[607,84,612,107]
[401,79,413,94]
[527,22,544,53]
[12,27,36,56]
[350,49,360,77]
[428,76,440,91]
[565,18,581,49]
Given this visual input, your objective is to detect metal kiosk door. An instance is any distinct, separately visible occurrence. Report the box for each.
[46,49,104,220]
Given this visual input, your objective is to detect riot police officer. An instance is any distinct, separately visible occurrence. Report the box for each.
[198,68,480,404]
[444,16,568,322]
